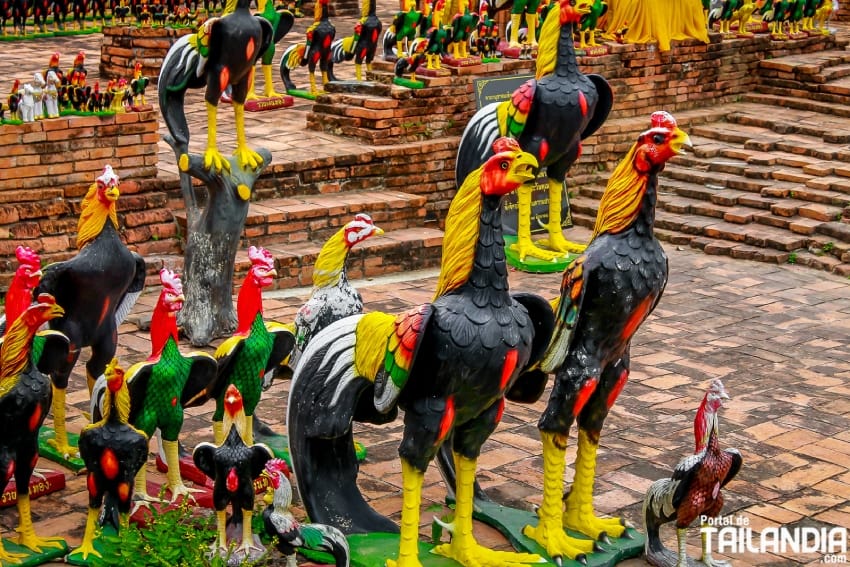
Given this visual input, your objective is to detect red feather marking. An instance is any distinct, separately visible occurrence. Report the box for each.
[87,472,98,497]
[101,449,119,480]
[312,52,321,63]
[436,395,455,443]
[246,37,255,60]
[576,142,583,160]
[360,48,368,59]
[226,468,239,492]
[28,405,42,432]
[572,377,598,417]
[118,482,131,502]
[500,349,519,390]
[219,67,230,93]
[29,454,37,470]
[171,397,178,407]
[578,91,587,117]
[494,398,506,425]
[539,139,549,162]
[621,295,654,341]
[606,368,629,409]
[3,461,13,483]
[371,30,378,41]
[98,299,110,326]
[323,36,332,48]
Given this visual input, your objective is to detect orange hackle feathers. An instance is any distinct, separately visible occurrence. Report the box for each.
[222,384,248,440]
[77,165,120,249]
[0,294,63,396]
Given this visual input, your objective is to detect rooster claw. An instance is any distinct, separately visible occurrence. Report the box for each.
[597,532,611,545]
[574,553,587,565]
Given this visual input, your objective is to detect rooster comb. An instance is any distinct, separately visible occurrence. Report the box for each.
[224,384,244,416]
[15,245,40,268]
[492,137,520,154]
[74,50,85,63]
[159,268,183,294]
[248,246,274,270]
[650,111,677,131]
[97,165,119,188]
[49,51,60,65]
[265,458,290,478]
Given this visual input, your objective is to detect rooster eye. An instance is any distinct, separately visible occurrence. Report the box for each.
[653,134,665,144]
[500,161,509,170]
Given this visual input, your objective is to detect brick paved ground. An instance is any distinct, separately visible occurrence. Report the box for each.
[1,10,850,567]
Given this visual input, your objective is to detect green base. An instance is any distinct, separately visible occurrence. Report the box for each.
[37,428,85,473]
[301,533,462,567]
[393,77,425,89]
[465,498,645,566]
[60,109,117,118]
[504,235,578,273]
[253,429,367,466]
[287,88,318,100]
[65,525,117,566]
[482,56,501,63]
[0,537,68,566]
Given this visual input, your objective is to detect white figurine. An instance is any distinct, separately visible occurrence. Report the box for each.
[31,73,46,120]
[44,70,61,118]
[19,83,35,122]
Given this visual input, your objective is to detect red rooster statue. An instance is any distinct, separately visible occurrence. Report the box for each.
[35,165,146,460]
[288,138,552,566]
[0,295,68,564]
[455,0,613,263]
[644,379,742,567]
[521,112,691,563]
[0,246,42,335]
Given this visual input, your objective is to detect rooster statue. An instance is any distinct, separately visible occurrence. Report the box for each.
[456,0,613,263]
[279,0,336,95]
[193,385,273,562]
[644,379,742,567]
[288,138,552,567]
[203,246,294,446]
[330,0,382,81]
[0,295,68,564]
[246,0,295,100]
[71,359,149,562]
[117,269,217,502]
[129,62,150,108]
[292,213,383,365]
[521,112,691,563]
[158,0,273,173]
[261,459,351,567]
[35,165,146,460]
[0,246,42,336]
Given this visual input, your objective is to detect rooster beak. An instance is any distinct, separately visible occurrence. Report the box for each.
[670,128,693,155]
[508,151,539,186]
[374,226,385,236]
[105,186,120,200]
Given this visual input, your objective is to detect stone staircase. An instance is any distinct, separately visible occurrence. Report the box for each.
[569,48,850,276]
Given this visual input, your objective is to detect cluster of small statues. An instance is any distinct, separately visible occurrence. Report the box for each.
[1,52,149,123]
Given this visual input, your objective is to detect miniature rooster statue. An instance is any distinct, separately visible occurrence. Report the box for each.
[0,295,68,564]
[35,165,146,459]
[246,0,295,99]
[455,0,613,262]
[0,246,42,336]
[261,459,351,567]
[279,0,336,95]
[120,269,218,501]
[158,0,273,173]
[522,113,691,563]
[288,138,552,567]
[292,213,383,365]
[72,359,149,562]
[129,62,150,108]
[203,246,294,445]
[644,379,742,567]
[330,0,382,81]
[193,385,273,563]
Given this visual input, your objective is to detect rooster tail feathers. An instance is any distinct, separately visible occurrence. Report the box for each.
[158,33,207,152]
[455,101,501,187]
[300,524,351,567]
[643,477,684,565]
[280,43,305,91]
[382,28,397,58]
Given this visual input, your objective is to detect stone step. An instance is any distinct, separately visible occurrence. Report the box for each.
[744,91,850,119]
[819,63,850,82]
[758,50,850,76]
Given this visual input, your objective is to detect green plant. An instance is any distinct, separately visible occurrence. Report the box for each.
[787,252,797,264]
[823,241,835,253]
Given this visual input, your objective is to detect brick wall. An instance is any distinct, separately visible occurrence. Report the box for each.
[100,25,194,83]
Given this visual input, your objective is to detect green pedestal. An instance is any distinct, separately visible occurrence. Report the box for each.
[301,533,463,567]
[287,88,318,100]
[65,525,118,566]
[0,537,68,566]
[504,235,578,273]
[37,428,85,473]
[253,428,367,466]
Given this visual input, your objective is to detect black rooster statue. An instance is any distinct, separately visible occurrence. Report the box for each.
[70,359,148,563]
[288,138,552,566]
[194,384,273,564]
[644,379,742,567]
[330,0,382,81]
[35,165,146,463]
[455,0,612,264]
[279,0,336,96]
[521,112,691,563]
[0,295,69,565]
[261,459,351,567]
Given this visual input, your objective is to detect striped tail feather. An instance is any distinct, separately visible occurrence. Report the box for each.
[158,33,207,153]
[287,314,398,535]
[300,524,351,567]
[332,36,355,63]
[279,42,306,91]
[381,28,397,59]
[455,101,501,187]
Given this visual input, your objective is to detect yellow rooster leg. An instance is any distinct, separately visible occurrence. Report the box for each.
[322,71,330,88]
[509,182,570,262]
[48,386,78,458]
[213,420,224,445]
[263,65,283,98]
[309,72,319,95]
[163,439,199,501]
[0,538,27,562]
[86,371,97,394]
[526,13,538,47]
[71,508,102,559]
[134,462,150,502]
[537,178,587,255]
[216,510,228,551]
[232,102,263,171]
[246,67,260,100]
[563,429,625,539]
[204,101,230,173]
[386,459,424,567]
[240,509,255,554]
[523,432,595,560]
[16,495,65,552]
[355,62,363,81]
[396,40,406,57]
[434,453,542,566]
[509,13,522,47]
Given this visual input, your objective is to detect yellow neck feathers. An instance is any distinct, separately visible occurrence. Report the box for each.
[76,183,119,249]
[0,316,34,396]
[535,9,561,80]
[433,167,483,299]
[592,143,647,238]
[313,228,349,288]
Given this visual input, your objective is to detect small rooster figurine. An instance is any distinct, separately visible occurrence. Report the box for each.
[129,62,150,108]
[0,246,42,335]
[119,269,217,502]
[279,0,336,95]
[644,379,742,567]
[72,359,149,561]
[292,214,383,364]
[261,459,351,567]
[203,246,294,445]
[35,165,146,459]
[522,113,690,563]
[0,295,68,564]
[330,0,382,81]
[193,385,273,562]
[247,0,295,100]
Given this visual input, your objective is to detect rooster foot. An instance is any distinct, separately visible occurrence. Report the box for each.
[0,546,27,563]
[386,555,423,567]
[433,538,542,567]
[536,230,587,254]
[204,147,231,173]
[700,556,731,567]
[510,239,570,263]
[233,145,264,171]
[46,439,79,459]
[70,540,102,560]
[16,533,65,553]
[168,483,201,503]
[522,519,595,562]
[264,88,285,98]
[563,511,626,540]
